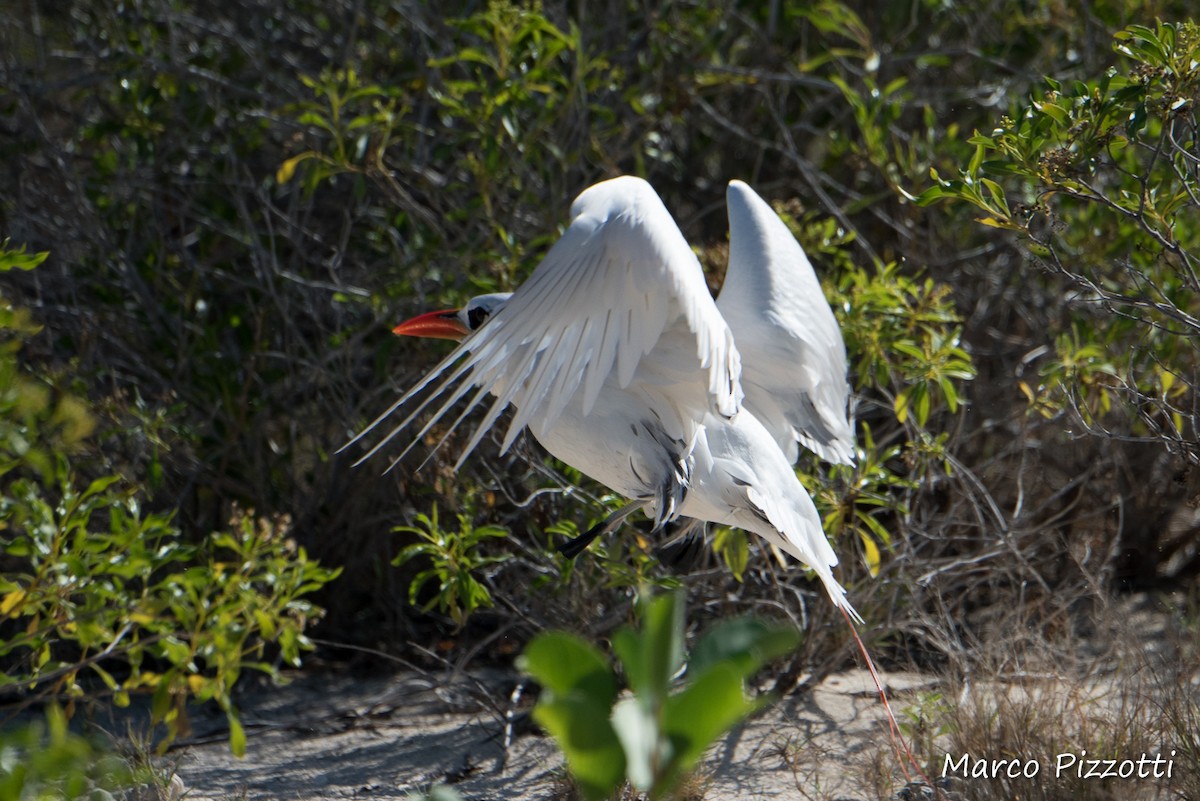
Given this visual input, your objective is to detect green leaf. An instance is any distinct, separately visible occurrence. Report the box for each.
[980,178,1009,213]
[0,241,49,272]
[228,708,246,757]
[150,675,172,723]
[915,382,931,425]
[82,475,121,499]
[894,387,912,423]
[858,529,881,577]
[939,376,961,412]
[276,153,314,184]
[661,663,764,791]
[534,697,625,801]
[522,635,624,801]
[975,216,1021,230]
[892,340,926,360]
[912,185,952,205]
[613,590,685,705]
[689,618,801,681]
[1031,99,1068,124]
[519,632,616,701]
[968,141,985,175]
[711,527,748,581]
[859,509,894,547]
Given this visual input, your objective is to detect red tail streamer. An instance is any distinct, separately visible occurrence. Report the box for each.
[838,605,940,796]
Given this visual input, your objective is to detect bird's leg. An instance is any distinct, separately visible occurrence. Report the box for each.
[557,500,646,559]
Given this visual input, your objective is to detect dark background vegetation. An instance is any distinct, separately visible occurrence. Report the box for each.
[2,0,1198,705]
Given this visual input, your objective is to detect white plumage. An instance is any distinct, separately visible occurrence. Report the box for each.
[720,180,855,466]
[350,176,858,618]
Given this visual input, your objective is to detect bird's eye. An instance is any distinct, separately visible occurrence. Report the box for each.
[467,305,491,330]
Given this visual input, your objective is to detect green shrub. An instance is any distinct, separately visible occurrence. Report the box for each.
[0,246,340,754]
[0,706,131,801]
[393,507,509,628]
[917,21,1199,462]
[519,588,800,801]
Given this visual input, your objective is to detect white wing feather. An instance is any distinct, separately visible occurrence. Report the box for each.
[351,175,743,469]
[717,180,854,465]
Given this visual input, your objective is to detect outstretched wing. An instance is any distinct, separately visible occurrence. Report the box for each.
[717,180,854,465]
[351,175,743,469]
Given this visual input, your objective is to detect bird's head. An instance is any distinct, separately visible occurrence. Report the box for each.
[392,292,512,342]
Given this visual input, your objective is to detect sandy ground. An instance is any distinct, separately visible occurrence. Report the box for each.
[162,667,941,801]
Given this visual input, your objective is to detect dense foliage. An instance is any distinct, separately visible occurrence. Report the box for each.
[0,243,339,757]
[1,0,1197,776]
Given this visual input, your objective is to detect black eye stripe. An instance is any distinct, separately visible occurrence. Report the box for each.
[467,306,490,330]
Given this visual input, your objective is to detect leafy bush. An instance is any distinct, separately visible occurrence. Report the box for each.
[519,589,800,801]
[0,706,131,800]
[393,507,509,628]
[0,247,339,754]
[918,21,1199,463]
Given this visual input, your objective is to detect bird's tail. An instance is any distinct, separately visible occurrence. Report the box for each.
[744,475,934,792]
[744,486,862,623]
[746,485,934,791]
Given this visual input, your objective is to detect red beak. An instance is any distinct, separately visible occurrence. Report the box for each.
[392,309,470,341]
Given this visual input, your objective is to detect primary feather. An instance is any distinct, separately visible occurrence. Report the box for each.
[719,180,855,465]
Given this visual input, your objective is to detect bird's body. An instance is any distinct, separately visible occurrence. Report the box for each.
[525,366,699,526]
[527,369,850,611]
[352,175,857,617]
[679,408,846,603]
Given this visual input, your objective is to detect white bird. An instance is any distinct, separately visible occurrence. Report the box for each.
[349,176,858,619]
